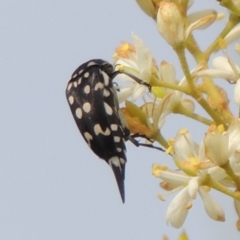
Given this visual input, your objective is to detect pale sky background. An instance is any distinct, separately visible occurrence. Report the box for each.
[1,1,240,239]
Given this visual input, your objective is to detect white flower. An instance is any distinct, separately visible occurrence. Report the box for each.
[141,62,196,130]
[212,56,240,83]
[193,56,240,83]
[153,129,227,228]
[153,163,225,228]
[194,54,240,106]
[114,33,154,102]
[157,1,221,46]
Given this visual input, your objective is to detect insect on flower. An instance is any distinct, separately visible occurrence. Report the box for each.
[66,59,164,202]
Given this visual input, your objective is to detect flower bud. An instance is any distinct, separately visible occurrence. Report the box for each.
[157,2,185,46]
[136,0,157,19]
[204,125,230,166]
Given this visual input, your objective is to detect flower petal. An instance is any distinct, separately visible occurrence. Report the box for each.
[166,187,191,228]
[234,79,240,106]
[198,187,225,221]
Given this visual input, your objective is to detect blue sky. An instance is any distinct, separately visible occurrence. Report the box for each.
[0,0,239,239]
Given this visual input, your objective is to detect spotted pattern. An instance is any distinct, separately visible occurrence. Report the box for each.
[94,82,104,91]
[83,102,91,113]
[120,158,125,164]
[68,96,74,105]
[102,71,109,86]
[103,89,110,97]
[84,132,93,145]
[110,124,118,131]
[78,77,82,85]
[75,108,82,119]
[109,156,122,168]
[104,102,113,115]
[114,136,120,142]
[66,59,129,203]
[84,85,90,94]
[73,81,78,88]
[87,61,95,67]
[117,148,122,152]
[94,124,110,136]
[84,72,89,78]
[67,83,72,91]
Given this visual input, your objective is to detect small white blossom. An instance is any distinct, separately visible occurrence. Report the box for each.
[144,63,195,130]
[153,129,227,228]
[194,56,240,83]
[114,33,154,102]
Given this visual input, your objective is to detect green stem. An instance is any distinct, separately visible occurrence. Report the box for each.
[174,43,196,92]
[153,132,168,150]
[151,77,190,95]
[174,43,226,126]
[173,104,213,125]
[202,175,240,201]
[218,0,240,16]
[221,162,240,191]
[204,14,239,60]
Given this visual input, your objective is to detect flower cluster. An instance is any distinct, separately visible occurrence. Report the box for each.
[112,0,240,231]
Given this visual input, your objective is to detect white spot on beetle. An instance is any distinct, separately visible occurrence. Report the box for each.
[87,61,96,67]
[79,69,83,75]
[72,73,78,78]
[68,96,74,105]
[104,102,113,115]
[84,85,90,94]
[103,89,110,97]
[78,77,82,85]
[84,72,89,78]
[102,71,109,86]
[67,83,72,91]
[75,108,82,119]
[73,81,78,88]
[94,124,110,136]
[120,158,125,164]
[114,136,120,142]
[94,82,104,90]
[110,124,118,131]
[108,156,121,169]
[83,102,91,113]
[117,148,122,152]
[84,132,93,146]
